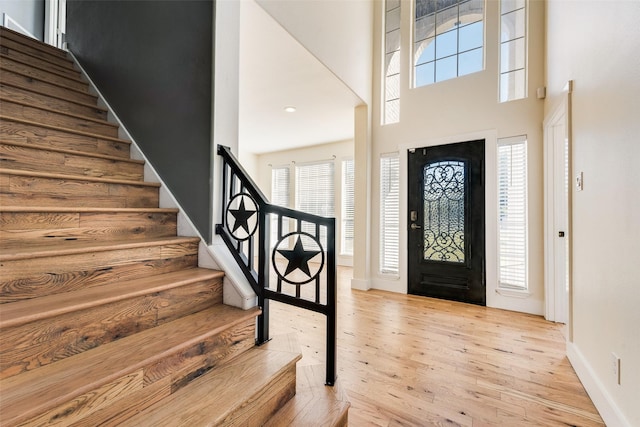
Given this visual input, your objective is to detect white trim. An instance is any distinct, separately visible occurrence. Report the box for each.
[350,278,371,291]
[567,342,632,427]
[67,50,257,311]
[2,13,37,39]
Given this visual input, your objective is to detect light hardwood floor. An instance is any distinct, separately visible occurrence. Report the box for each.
[270,267,604,426]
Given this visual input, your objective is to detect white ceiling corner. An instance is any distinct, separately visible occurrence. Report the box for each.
[238,0,360,155]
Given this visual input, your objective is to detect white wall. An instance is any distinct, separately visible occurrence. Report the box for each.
[546,1,640,425]
[256,0,373,105]
[256,139,355,267]
[0,0,44,40]
[369,0,546,315]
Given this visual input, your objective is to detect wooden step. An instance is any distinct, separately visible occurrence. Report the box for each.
[119,347,301,427]
[0,168,159,208]
[0,206,177,247]
[264,364,350,427]
[0,140,143,182]
[0,68,95,104]
[0,44,80,78]
[0,26,70,60]
[0,268,224,379]
[0,30,73,70]
[0,305,260,426]
[0,82,107,120]
[1,55,88,92]
[1,98,119,137]
[0,116,131,159]
[0,236,200,303]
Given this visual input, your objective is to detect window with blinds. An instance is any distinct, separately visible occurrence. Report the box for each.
[270,166,290,246]
[497,137,528,290]
[295,161,335,247]
[341,159,355,256]
[380,153,400,274]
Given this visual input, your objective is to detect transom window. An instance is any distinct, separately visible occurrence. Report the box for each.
[414,0,485,87]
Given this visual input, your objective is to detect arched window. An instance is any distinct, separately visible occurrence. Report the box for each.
[413,0,484,87]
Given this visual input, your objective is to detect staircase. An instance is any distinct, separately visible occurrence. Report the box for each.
[0,27,347,426]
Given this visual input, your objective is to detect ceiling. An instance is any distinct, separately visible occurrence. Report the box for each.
[238,1,362,155]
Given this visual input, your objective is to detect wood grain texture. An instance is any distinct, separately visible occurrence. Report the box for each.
[0,27,70,60]
[0,238,199,302]
[0,276,222,379]
[0,209,175,246]
[0,306,261,426]
[0,142,143,181]
[270,266,605,427]
[0,36,72,69]
[0,55,88,91]
[0,46,80,78]
[0,68,95,104]
[0,82,107,120]
[120,348,300,427]
[0,116,130,158]
[0,99,118,137]
[0,170,159,208]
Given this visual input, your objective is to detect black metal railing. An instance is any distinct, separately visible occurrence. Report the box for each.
[215,145,336,386]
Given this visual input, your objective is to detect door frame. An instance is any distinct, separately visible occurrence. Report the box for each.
[397,130,498,306]
[543,81,574,337]
[44,0,66,49]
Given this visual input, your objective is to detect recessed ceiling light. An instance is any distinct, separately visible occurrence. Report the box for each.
[284,106,297,113]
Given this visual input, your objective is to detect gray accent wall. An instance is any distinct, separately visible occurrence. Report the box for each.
[66,0,214,241]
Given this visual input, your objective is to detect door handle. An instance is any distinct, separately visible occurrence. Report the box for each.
[411,223,422,230]
[558,231,565,237]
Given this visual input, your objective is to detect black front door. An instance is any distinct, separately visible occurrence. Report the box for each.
[407,140,485,305]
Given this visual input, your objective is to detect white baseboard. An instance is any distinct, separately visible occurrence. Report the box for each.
[567,342,632,427]
[350,278,371,291]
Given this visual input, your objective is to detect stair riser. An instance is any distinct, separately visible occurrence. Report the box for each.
[0,119,130,158]
[0,173,159,208]
[0,46,80,78]
[17,319,256,427]
[1,101,117,137]
[1,56,88,92]
[1,84,107,120]
[0,29,70,59]
[0,211,176,246]
[0,37,73,70]
[0,241,199,303]
[0,277,223,380]
[0,69,96,105]
[0,144,143,181]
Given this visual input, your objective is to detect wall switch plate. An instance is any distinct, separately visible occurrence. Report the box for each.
[576,172,584,191]
[612,352,621,385]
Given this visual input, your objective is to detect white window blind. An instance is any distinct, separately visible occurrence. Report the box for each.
[341,159,355,256]
[295,161,335,247]
[271,166,290,246]
[380,153,400,274]
[497,137,528,290]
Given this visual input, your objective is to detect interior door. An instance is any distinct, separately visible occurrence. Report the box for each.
[407,140,485,305]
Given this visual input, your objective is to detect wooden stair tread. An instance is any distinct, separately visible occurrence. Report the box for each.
[0,167,159,186]
[0,139,144,164]
[0,267,223,329]
[0,305,262,425]
[0,206,178,213]
[0,115,130,144]
[0,80,105,111]
[0,26,70,59]
[0,96,118,128]
[0,235,200,261]
[0,65,90,95]
[265,364,350,427]
[1,52,84,83]
[120,347,301,427]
